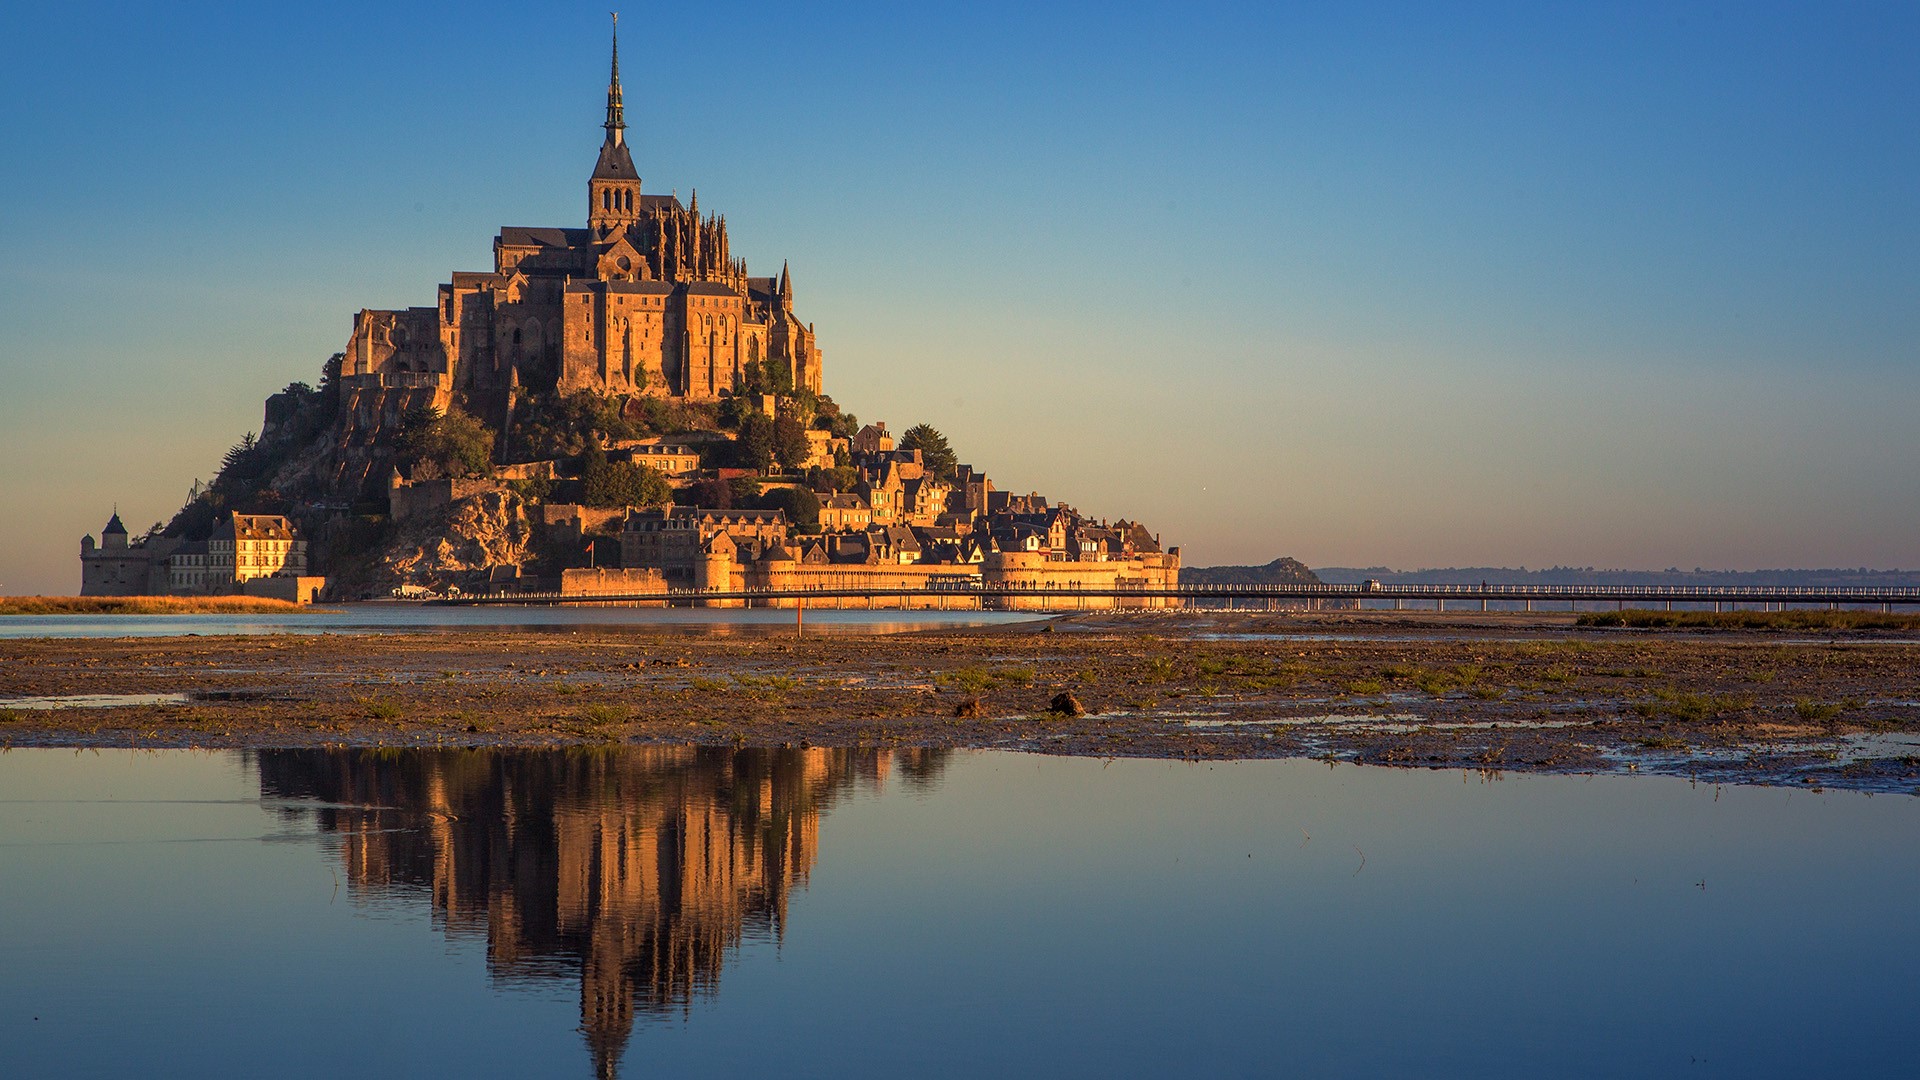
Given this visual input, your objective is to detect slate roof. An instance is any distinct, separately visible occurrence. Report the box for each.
[498,227,594,248]
[592,139,638,181]
[607,279,676,295]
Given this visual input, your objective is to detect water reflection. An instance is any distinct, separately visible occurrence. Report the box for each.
[252,746,948,1079]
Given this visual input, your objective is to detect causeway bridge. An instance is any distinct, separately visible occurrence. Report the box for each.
[432,581,1920,611]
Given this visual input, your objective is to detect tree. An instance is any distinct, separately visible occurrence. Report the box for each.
[727,475,763,504]
[396,407,494,479]
[580,443,670,509]
[899,423,957,480]
[505,391,636,460]
[762,358,794,396]
[772,415,810,470]
[759,486,820,532]
[736,413,775,472]
[681,478,733,509]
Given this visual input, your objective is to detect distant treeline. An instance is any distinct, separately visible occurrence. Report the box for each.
[1312,566,1920,588]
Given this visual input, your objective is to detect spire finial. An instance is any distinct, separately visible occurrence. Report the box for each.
[604,12,626,145]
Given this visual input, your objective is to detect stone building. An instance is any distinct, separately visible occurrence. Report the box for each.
[338,25,824,448]
[210,514,308,585]
[79,513,167,596]
[79,511,313,599]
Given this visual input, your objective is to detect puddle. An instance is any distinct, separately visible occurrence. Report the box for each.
[0,693,192,711]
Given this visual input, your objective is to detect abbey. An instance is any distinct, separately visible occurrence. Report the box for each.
[339,25,822,423]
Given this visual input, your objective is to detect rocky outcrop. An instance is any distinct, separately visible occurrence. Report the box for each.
[371,489,535,591]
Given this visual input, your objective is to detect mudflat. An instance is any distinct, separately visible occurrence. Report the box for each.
[3,611,1916,794]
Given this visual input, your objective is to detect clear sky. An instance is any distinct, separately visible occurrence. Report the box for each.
[2,1,1916,594]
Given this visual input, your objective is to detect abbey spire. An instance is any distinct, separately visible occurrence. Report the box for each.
[588,13,641,230]
[604,12,626,146]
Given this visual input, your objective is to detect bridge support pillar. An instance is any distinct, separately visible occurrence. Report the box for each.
[1437,599,1445,613]
[1524,600,1532,613]
[1481,599,1487,612]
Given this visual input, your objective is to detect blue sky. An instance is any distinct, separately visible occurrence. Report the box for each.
[2,2,1917,592]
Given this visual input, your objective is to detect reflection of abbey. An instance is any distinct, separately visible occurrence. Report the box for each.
[255,747,943,1080]
[340,25,821,428]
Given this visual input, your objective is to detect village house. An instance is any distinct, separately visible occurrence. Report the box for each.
[620,506,787,583]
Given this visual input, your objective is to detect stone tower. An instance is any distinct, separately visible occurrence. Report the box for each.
[588,15,641,234]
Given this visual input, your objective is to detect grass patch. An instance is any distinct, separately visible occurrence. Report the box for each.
[1793,699,1842,722]
[1396,664,1481,696]
[552,683,583,695]
[0,708,22,723]
[935,666,1039,695]
[0,595,309,615]
[1636,735,1689,750]
[1579,608,1920,631]
[580,704,628,725]
[360,698,404,721]
[935,668,995,695]
[1630,689,1753,723]
[1345,679,1386,696]
[688,677,728,693]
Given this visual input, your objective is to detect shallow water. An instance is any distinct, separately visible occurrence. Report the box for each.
[0,604,1037,640]
[0,693,193,710]
[1,747,1915,1079]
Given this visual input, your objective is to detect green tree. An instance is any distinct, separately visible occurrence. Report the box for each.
[580,443,670,509]
[681,478,733,509]
[736,413,775,472]
[506,392,636,460]
[727,475,763,504]
[772,415,810,470]
[396,407,495,478]
[759,486,820,532]
[762,358,794,396]
[899,423,957,480]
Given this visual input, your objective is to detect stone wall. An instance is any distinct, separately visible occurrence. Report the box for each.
[242,576,329,605]
[981,551,1182,610]
[559,567,668,605]
[390,477,506,524]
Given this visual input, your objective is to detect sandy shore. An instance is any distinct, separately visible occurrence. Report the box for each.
[3,611,1916,793]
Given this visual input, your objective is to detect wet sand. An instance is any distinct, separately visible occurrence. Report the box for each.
[3,611,1917,794]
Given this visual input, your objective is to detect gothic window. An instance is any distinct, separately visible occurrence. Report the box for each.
[602,189,611,211]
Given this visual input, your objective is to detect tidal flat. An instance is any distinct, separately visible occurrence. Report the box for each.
[3,611,1917,794]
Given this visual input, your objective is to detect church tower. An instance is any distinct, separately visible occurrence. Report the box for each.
[588,15,641,234]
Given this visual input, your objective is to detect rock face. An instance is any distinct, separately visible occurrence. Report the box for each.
[373,490,534,592]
